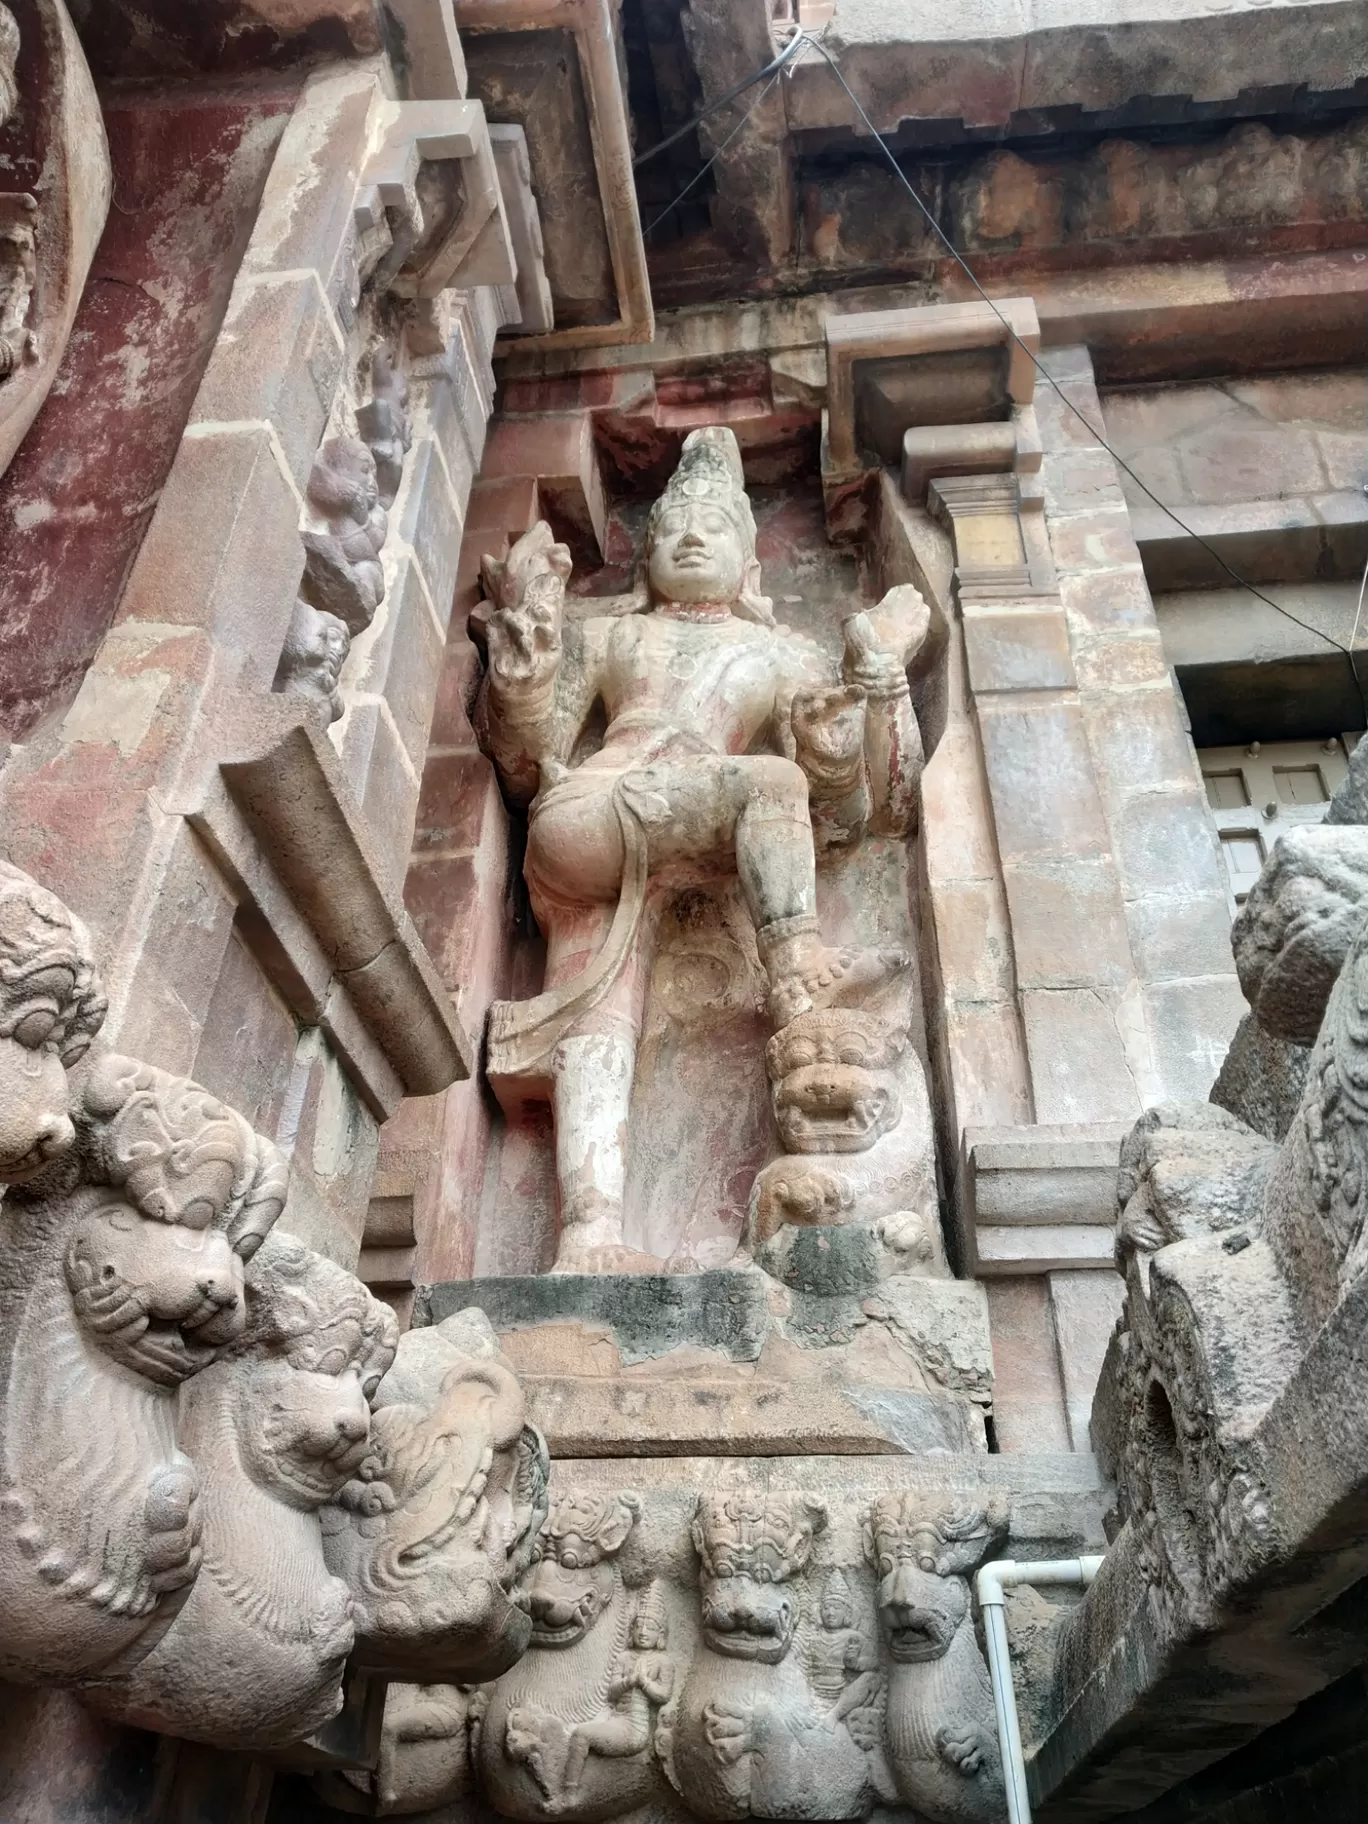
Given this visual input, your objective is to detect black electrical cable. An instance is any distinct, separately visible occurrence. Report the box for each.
[641,65,789,239]
[632,27,806,171]
[788,29,1368,722]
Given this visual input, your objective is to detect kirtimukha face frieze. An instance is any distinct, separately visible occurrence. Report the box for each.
[0,1053,288,1687]
[475,426,930,1272]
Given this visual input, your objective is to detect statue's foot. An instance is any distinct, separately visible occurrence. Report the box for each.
[768,942,909,1029]
[551,1216,662,1276]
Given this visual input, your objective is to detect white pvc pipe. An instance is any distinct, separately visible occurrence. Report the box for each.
[975,1555,1106,1824]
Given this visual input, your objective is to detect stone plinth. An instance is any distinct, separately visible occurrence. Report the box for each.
[422,1266,994,1456]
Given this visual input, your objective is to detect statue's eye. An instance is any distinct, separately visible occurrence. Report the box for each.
[880,1556,895,1576]
[12,1008,57,1048]
[561,1550,580,1569]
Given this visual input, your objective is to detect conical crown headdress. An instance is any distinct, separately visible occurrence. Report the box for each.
[647,426,756,559]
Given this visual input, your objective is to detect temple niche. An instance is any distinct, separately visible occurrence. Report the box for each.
[474,428,940,1284]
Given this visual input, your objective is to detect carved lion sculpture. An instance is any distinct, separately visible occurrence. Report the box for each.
[0,1055,287,1686]
[863,1496,1008,1824]
[667,1494,873,1821]
[746,1008,943,1278]
[85,1232,397,1749]
[479,1489,662,1821]
[0,859,106,1181]
[324,1307,549,1683]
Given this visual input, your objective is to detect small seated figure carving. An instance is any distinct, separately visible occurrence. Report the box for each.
[559,1582,675,1806]
[86,1232,397,1750]
[0,1054,286,1686]
[746,1008,943,1278]
[480,1490,664,1820]
[864,1496,1008,1824]
[274,596,350,722]
[668,1494,872,1821]
[0,859,106,1181]
[324,1307,549,1684]
[302,434,389,634]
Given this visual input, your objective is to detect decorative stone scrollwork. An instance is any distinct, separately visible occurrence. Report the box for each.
[478,1489,665,1820]
[323,1307,550,1683]
[667,1494,874,1821]
[864,1496,1008,1824]
[0,859,106,1180]
[85,1231,398,1749]
[0,1053,287,1686]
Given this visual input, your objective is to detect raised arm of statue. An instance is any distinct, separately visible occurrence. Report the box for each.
[841,585,930,837]
[478,521,574,805]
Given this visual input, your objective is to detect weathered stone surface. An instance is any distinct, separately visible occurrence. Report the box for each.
[1211,1011,1313,1143]
[1232,824,1368,1047]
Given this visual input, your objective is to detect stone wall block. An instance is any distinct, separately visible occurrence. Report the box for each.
[1001,859,1135,992]
[404,829,511,1022]
[921,715,1002,881]
[976,695,1111,863]
[413,749,502,856]
[941,999,1035,1132]
[1080,684,1203,798]
[986,1277,1072,1452]
[1047,505,1141,575]
[964,608,1077,693]
[106,820,239,1077]
[1125,890,1235,985]
[428,635,483,749]
[1110,785,1229,906]
[930,876,1019,1004]
[393,435,464,633]
[347,555,446,773]
[190,925,300,1139]
[189,272,345,490]
[1176,422,1328,505]
[1144,975,1248,1100]
[361,710,424,892]
[114,426,304,688]
[1042,446,1130,516]
[1070,629,1172,692]
[1048,1270,1124,1452]
[240,67,380,304]
[1019,988,1142,1124]
[1059,565,1157,635]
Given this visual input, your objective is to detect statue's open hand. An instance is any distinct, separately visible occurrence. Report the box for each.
[791,685,867,793]
[936,1721,992,1776]
[481,521,571,692]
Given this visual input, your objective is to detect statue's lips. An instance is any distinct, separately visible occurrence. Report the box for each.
[778,1102,886,1153]
[887,1615,954,1662]
[528,1617,590,1648]
[704,1628,789,1663]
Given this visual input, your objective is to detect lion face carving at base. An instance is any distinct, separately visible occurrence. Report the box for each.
[0,861,106,1182]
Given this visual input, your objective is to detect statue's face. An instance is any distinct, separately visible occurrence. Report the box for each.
[647,499,748,606]
[238,1359,372,1509]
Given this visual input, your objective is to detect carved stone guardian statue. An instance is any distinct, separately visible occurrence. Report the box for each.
[477,1489,663,1819]
[667,1493,874,1820]
[0,1053,287,1685]
[475,427,929,1271]
[85,1232,398,1749]
[863,1496,1008,1824]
